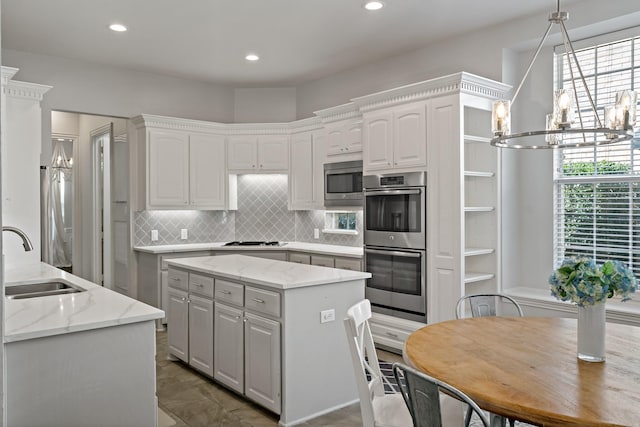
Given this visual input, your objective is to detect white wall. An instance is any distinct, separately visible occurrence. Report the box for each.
[234,87,296,122]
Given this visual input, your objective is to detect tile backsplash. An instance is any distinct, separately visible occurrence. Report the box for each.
[134,174,362,247]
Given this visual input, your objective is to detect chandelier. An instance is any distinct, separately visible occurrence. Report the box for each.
[490,0,636,149]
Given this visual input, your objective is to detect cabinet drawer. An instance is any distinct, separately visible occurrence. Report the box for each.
[334,257,361,271]
[288,252,311,264]
[215,279,244,306]
[167,268,189,291]
[311,255,335,268]
[245,286,281,318]
[189,273,214,298]
[369,322,411,349]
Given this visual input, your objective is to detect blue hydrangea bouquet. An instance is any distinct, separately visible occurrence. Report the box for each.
[549,257,637,307]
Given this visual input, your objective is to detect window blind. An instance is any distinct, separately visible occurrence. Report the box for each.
[553,34,640,277]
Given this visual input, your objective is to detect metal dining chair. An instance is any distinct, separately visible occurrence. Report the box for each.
[455,293,523,427]
[344,299,413,427]
[455,293,523,319]
[392,363,490,427]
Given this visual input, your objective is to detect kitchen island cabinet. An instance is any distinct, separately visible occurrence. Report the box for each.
[167,254,369,426]
[3,262,164,427]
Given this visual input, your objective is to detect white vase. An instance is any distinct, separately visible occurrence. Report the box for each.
[577,303,606,362]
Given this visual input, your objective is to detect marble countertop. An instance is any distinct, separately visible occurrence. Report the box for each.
[133,241,363,258]
[167,254,370,289]
[4,262,164,343]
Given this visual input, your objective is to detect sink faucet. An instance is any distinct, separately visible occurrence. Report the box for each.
[2,226,34,251]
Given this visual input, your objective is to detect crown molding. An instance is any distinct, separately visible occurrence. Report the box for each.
[131,114,227,133]
[352,72,511,113]
[3,80,52,101]
[289,116,323,133]
[1,66,19,86]
[314,102,362,124]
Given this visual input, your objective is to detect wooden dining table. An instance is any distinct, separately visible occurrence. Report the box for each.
[404,317,640,427]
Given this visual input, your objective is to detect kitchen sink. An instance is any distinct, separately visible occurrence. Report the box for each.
[5,280,87,299]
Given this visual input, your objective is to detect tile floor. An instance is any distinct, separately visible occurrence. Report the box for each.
[156,330,402,427]
[156,331,529,427]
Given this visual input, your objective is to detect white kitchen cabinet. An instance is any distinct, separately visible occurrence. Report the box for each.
[214,302,244,392]
[148,130,189,206]
[188,293,214,376]
[355,72,509,325]
[289,131,315,210]
[363,102,427,173]
[137,250,211,326]
[227,135,289,172]
[167,287,189,362]
[131,115,230,210]
[189,134,227,208]
[326,120,362,157]
[244,312,281,414]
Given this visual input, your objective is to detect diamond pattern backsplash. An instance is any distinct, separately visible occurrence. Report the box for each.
[133,174,362,247]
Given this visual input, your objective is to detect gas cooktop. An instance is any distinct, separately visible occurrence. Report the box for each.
[223,241,282,247]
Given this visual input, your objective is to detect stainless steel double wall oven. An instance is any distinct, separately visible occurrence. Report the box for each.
[363,172,427,322]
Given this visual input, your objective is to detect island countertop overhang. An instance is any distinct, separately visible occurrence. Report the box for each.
[166,254,370,289]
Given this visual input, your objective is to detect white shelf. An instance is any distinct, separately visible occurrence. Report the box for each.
[464,135,491,144]
[464,247,495,257]
[464,206,494,212]
[464,272,495,284]
[464,170,494,178]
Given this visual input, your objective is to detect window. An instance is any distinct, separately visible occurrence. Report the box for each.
[553,33,640,277]
[323,211,358,234]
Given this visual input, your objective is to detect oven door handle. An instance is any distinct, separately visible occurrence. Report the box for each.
[365,248,422,258]
[364,188,422,196]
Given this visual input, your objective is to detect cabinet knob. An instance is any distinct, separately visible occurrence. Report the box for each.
[260,164,263,168]
[340,148,344,152]
[387,162,391,166]
[394,162,398,165]
[345,147,349,151]
[252,164,256,168]
[243,317,247,323]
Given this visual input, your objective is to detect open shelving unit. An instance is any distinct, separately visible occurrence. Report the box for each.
[463,108,499,295]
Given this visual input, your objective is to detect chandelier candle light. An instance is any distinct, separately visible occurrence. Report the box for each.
[491,0,637,149]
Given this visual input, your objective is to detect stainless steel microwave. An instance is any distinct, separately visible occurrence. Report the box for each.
[324,161,363,208]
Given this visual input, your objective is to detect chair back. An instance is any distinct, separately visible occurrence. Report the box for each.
[392,363,489,427]
[344,299,386,426]
[455,293,523,319]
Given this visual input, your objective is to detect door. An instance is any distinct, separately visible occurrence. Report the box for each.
[394,103,427,169]
[363,111,393,171]
[258,136,288,170]
[91,124,112,286]
[289,132,314,209]
[188,294,214,376]
[167,287,189,362]
[214,302,244,393]
[227,136,257,170]
[244,313,281,414]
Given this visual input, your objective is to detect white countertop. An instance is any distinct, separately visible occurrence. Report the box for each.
[133,241,363,258]
[167,254,370,289]
[4,262,164,343]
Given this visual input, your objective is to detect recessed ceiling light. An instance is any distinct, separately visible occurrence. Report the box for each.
[109,24,127,32]
[364,1,384,11]
[245,54,260,61]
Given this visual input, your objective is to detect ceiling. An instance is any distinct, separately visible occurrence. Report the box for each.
[1,0,582,87]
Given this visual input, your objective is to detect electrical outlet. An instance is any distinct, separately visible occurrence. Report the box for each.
[320,309,335,324]
[314,228,320,239]
[151,230,158,241]
[180,229,188,240]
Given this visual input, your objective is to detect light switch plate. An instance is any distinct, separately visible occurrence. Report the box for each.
[314,228,320,239]
[151,230,158,241]
[180,229,188,240]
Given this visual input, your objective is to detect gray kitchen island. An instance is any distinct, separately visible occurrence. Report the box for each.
[166,254,370,426]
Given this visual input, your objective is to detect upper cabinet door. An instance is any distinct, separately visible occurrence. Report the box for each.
[227,136,258,170]
[344,121,362,154]
[148,130,189,207]
[394,103,427,169]
[289,132,314,210]
[325,124,344,156]
[258,136,289,171]
[190,134,226,209]
[363,111,393,172]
